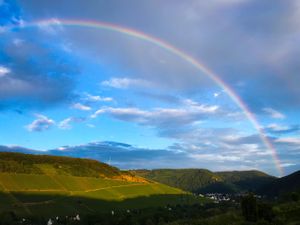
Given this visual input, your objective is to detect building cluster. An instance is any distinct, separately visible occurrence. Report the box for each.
[202,193,231,203]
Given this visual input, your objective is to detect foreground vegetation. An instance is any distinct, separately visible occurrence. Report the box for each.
[1,193,300,225]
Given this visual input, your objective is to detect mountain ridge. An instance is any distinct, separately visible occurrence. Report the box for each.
[133,168,276,194]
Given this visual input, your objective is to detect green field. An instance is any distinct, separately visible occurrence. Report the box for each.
[0,172,206,217]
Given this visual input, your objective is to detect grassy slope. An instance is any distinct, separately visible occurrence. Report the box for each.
[0,153,206,216]
[0,173,201,216]
[133,169,275,194]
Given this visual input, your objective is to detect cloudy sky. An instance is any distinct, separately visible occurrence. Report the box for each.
[0,0,299,176]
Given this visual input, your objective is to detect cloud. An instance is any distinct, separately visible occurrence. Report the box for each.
[26,114,55,132]
[58,117,85,130]
[275,137,300,145]
[0,65,10,77]
[101,77,152,89]
[72,103,92,111]
[83,93,113,102]
[264,123,300,135]
[91,101,219,128]
[263,108,286,119]
[36,18,63,34]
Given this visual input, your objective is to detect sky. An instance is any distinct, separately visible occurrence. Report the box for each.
[0,0,299,176]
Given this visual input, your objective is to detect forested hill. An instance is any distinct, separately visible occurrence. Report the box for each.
[133,169,276,194]
[258,170,300,197]
[0,152,144,181]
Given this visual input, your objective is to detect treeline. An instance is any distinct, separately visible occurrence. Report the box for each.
[0,152,121,178]
[133,169,220,193]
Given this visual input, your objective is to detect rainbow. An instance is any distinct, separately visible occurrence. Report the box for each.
[21,19,283,176]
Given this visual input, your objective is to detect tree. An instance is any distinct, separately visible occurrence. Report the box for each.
[241,194,257,222]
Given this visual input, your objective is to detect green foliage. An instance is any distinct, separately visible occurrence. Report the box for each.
[241,194,258,222]
[133,169,275,194]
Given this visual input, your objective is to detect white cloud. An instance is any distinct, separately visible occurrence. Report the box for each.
[83,93,113,102]
[101,77,152,89]
[91,102,219,125]
[191,153,241,162]
[263,108,286,119]
[37,18,63,34]
[91,107,148,121]
[265,123,289,131]
[213,92,220,98]
[72,103,92,111]
[281,162,296,167]
[58,118,73,130]
[26,114,55,132]
[0,66,10,77]
[264,123,299,135]
[58,117,85,130]
[275,137,300,145]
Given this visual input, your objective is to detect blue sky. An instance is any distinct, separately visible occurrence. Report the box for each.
[0,0,300,176]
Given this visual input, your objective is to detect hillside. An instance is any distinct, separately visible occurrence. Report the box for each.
[0,152,204,217]
[133,169,275,194]
[258,170,300,197]
[0,152,144,181]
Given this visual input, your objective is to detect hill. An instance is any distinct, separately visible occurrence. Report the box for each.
[258,170,300,197]
[0,152,204,217]
[133,169,275,194]
[0,152,142,181]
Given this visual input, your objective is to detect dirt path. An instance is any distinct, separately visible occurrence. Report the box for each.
[13,183,151,206]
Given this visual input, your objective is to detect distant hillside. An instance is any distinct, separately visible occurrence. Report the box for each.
[258,170,300,197]
[214,170,276,193]
[133,169,275,194]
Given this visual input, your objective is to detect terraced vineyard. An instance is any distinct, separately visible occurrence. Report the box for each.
[0,153,205,217]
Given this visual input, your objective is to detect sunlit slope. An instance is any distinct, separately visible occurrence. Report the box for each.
[0,152,204,216]
[0,172,182,195]
[0,172,192,216]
